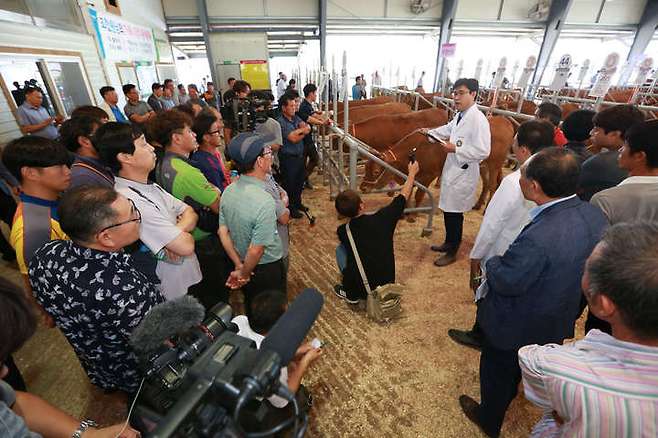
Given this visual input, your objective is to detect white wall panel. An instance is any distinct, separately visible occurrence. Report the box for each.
[162,0,198,17]
[328,0,383,18]
[266,0,318,17]
[210,33,269,62]
[499,0,536,21]
[207,0,265,17]
[599,0,647,25]
[566,0,601,23]
[0,22,106,146]
[387,0,442,19]
[456,0,499,20]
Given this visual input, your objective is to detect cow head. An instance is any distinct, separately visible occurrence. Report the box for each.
[360,148,402,192]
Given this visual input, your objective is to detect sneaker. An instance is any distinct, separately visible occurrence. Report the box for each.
[290,210,304,219]
[333,284,359,304]
[299,204,310,213]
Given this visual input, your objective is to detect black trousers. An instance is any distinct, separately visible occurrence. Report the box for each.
[242,259,287,319]
[443,211,464,253]
[303,139,319,180]
[188,234,230,310]
[0,189,17,259]
[479,345,521,438]
[279,154,305,211]
[4,355,26,391]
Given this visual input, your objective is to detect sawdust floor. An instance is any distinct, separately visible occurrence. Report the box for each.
[6,171,587,437]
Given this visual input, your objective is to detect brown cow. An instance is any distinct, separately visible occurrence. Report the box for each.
[361,115,515,212]
[346,108,449,151]
[337,102,411,126]
[475,116,515,209]
[335,95,393,113]
[360,131,446,211]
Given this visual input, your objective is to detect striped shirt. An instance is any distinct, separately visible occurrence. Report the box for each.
[519,330,658,437]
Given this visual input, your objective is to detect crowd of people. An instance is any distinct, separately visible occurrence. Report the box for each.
[0,74,333,436]
[1,71,657,437]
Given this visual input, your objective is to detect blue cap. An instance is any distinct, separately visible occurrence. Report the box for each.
[227,131,275,165]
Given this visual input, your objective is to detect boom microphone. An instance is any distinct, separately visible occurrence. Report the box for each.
[260,288,324,365]
[130,295,206,355]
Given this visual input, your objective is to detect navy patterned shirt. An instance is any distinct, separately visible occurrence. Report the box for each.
[28,240,164,393]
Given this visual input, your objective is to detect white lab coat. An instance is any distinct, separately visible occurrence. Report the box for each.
[276,79,287,99]
[428,104,491,212]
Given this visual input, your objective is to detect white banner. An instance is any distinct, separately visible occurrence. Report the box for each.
[89,8,157,63]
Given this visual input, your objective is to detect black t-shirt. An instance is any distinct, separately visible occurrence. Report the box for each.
[296,99,315,148]
[578,150,627,201]
[337,195,406,300]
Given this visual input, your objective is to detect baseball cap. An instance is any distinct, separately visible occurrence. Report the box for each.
[228,131,276,165]
[255,118,283,148]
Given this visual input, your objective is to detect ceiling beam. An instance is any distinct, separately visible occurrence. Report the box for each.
[196,0,218,86]
[529,0,574,95]
[618,0,658,84]
[320,0,327,69]
[433,0,458,92]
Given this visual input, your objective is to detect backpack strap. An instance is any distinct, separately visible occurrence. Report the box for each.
[71,162,113,185]
[345,222,372,295]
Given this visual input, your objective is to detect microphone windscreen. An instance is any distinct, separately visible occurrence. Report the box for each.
[130,295,206,354]
[260,288,324,365]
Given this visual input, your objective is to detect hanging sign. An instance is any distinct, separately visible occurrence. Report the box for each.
[548,54,573,91]
[634,57,654,86]
[516,55,536,89]
[239,60,269,90]
[577,59,591,83]
[590,52,619,97]
[474,58,483,83]
[493,57,507,88]
[88,8,156,62]
[441,43,456,58]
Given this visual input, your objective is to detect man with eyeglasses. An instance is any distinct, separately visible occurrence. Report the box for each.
[28,185,164,394]
[420,78,491,267]
[95,122,202,301]
[219,132,285,319]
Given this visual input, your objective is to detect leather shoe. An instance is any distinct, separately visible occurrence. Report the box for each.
[448,329,482,351]
[430,243,451,252]
[459,395,498,438]
[434,253,457,267]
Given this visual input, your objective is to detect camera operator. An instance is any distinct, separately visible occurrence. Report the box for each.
[297,83,332,189]
[28,185,165,395]
[0,277,140,438]
[232,290,321,431]
[221,80,251,144]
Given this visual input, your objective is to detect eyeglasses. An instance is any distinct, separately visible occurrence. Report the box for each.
[260,148,273,157]
[208,129,221,135]
[98,198,142,233]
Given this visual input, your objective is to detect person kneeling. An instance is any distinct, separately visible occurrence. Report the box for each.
[333,160,419,304]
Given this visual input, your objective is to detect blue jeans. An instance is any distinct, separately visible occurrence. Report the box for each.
[336,244,347,273]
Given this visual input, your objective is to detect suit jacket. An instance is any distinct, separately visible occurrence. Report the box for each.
[477,196,608,351]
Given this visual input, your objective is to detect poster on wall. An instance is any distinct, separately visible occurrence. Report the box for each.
[240,60,270,90]
[88,8,156,62]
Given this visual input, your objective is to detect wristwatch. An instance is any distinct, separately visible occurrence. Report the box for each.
[72,419,98,438]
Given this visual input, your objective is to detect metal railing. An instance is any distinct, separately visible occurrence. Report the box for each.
[371,85,436,111]
[315,54,437,237]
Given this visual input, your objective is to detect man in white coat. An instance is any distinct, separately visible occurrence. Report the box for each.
[448,120,555,349]
[421,78,491,267]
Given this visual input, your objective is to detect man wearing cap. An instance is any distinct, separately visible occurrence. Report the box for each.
[219,131,285,318]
